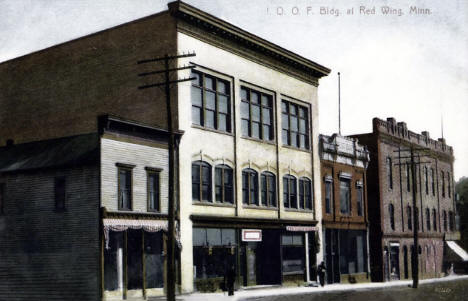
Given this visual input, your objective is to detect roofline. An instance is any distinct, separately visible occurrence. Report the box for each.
[168,1,331,78]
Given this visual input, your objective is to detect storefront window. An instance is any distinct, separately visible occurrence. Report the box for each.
[281,234,304,275]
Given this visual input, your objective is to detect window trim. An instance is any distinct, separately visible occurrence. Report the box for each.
[192,161,213,203]
[191,70,232,133]
[146,168,161,212]
[215,164,234,204]
[281,99,310,150]
[240,86,275,142]
[117,166,133,211]
[260,171,277,208]
[242,168,259,206]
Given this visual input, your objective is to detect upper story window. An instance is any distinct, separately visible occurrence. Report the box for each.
[386,157,393,190]
[415,207,420,231]
[425,208,431,231]
[0,183,5,215]
[240,87,274,141]
[443,210,448,231]
[242,169,258,206]
[261,172,277,207]
[441,171,446,197]
[146,168,161,212]
[389,204,395,230]
[407,205,412,231]
[54,177,66,212]
[447,172,451,198]
[117,164,133,211]
[283,175,297,209]
[324,177,332,214]
[432,208,437,231]
[406,163,411,192]
[281,100,309,149]
[191,71,231,133]
[356,181,364,216]
[298,177,313,210]
[424,166,428,195]
[431,168,435,196]
[339,178,351,215]
[449,211,454,231]
[192,161,212,203]
[215,165,234,204]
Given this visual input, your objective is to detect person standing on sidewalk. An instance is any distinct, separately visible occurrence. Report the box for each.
[226,264,236,296]
[318,261,326,287]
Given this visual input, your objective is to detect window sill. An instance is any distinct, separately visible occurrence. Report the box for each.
[192,201,235,208]
[281,144,311,153]
[284,208,314,213]
[240,135,276,146]
[242,205,278,211]
[191,125,234,137]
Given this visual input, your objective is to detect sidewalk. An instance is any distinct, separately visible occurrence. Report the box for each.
[176,275,468,301]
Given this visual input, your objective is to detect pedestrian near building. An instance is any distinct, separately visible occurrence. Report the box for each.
[318,261,326,286]
[225,264,236,296]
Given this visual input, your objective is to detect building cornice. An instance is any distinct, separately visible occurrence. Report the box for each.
[169,1,330,86]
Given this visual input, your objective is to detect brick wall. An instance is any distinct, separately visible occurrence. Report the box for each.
[0,11,177,146]
[0,166,100,300]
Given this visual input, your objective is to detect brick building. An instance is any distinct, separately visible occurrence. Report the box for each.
[0,1,330,299]
[352,117,461,282]
[319,134,370,284]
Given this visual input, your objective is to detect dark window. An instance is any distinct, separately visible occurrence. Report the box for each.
[283,175,297,209]
[215,165,234,204]
[406,163,411,192]
[386,157,393,189]
[0,183,4,215]
[191,71,231,132]
[424,166,428,195]
[432,208,437,231]
[192,161,212,202]
[448,172,451,198]
[242,169,258,205]
[54,177,66,211]
[407,205,412,231]
[449,211,454,231]
[118,168,132,210]
[281,234,305,275]
[325,179,332,214]
[389,204,395,230]
[240,87,274,141]
[431,168,435,196]
[441,171,445,197]
[261,172,277,207]
[357,184,363,216]
[281,100,309,149]
[298,177,313,210]
[443,210,447,231]
[147,170,160,212]
[426,208,431,231]
[339,178,351,215]
[415,207,419,231]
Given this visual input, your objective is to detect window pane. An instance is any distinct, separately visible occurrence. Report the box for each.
[251,105,260,122]
[191,72,201,86]
[299,119,306,133]
[282,235,293,245]
[241,101,250,119]
[218,114,227,131]
[281,101,288,113]
[290,105,297,115]
[241,87,248,100]
[261,95,271,107]
[299,107,306,118]
[282,113,289,129]
[340,179,350,214]
[241,119,250,136]
[191,87,202,106]
[299,135,306,149]
[202,184,211,202]
[221,229,236,245]
[252,122,260,139]
[268,176,276,207]
[192,107,201,125]
[291,133,297,147]
[290,178,297,208]
[263,125,271,140]
[205,76,214,90]
[261,175,267,206]
[299,181,305,209]
[283,178,289,208]
[242,172,249,204]
[205,110,215,128]
[193,228,206,246]
[262,108,271,125]
[291,116,298,131]
[207,228,221,246]
[282,130,289,145]
[251,91,259,104]
[217,80,227,94]
[218,95,228,113]
[206,91,215,110]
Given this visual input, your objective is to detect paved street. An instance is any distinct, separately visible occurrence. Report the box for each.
[177,275,468,301]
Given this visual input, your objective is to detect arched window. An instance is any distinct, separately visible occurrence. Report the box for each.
[424,166,429,195]
[283,175,297,209]
[215,164,233,204]
[447,172,451,198]
[192,161,212,202]
[261,172,276,207]
[299,177,313,210]
[386,157,393,189]
[389,204,395,230]
[441,171,445,197]
[242,169,258,205]
[431,168,435,196]
[426,208,431,231]
[432,208,437,231]
[407,205,412,231]
[443,210,447,231]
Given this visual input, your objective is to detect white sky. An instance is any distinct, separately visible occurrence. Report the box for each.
[1,0,467,180]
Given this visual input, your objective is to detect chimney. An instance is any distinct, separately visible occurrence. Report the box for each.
[386,117,396,124]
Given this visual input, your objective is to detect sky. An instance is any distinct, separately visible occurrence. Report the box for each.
[1,0,467,180]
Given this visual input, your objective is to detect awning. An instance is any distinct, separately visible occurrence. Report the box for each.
[103,218,180,249]
[446,241,468,262]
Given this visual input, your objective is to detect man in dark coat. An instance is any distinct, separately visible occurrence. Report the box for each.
[226,264,236,296]
[318,261,326,287]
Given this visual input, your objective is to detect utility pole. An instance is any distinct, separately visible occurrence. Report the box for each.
[138,52,196,301]
[394,146,430,289]
[338,72,341,135]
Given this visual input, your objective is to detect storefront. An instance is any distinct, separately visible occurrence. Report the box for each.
[192,223,318,291]
[102,218,177,300]
[324,228,368,284]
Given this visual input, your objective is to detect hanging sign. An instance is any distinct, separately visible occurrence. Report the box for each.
[242,229,262,242]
